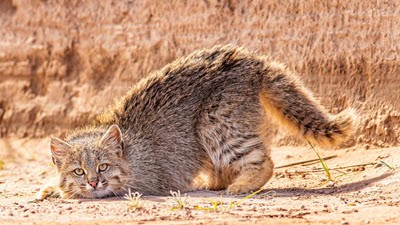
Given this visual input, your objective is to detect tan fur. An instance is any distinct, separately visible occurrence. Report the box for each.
[39,45,355,199]
[36,179,61,200]
[260,91,356,147]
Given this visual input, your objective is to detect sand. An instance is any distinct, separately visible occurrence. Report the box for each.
[1,138,399,225]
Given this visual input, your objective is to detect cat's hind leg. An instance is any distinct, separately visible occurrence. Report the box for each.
[197,121,274,194]
[195,87,273,194]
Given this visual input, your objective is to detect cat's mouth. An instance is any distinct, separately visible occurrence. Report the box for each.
[79,187,113,198]
[79,181,115,198]
[92,189,110,197]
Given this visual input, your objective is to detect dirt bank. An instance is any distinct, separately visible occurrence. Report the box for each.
[0,0,399,146]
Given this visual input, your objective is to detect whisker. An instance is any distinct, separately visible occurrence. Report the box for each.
[108,187,121,198]
[67,189,82,199]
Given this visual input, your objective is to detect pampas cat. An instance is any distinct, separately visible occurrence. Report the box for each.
[37,45,354,199]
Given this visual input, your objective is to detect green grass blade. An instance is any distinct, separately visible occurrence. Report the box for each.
[307,140,334,182]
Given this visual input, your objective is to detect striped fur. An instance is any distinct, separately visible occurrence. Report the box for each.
[38,45,355,199]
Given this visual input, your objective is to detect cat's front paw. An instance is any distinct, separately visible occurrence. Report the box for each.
[36,184,60,201]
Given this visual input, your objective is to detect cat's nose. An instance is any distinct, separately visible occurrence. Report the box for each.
[89,180,98,189]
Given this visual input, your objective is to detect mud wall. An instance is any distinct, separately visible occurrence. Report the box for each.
[0,0,399,147]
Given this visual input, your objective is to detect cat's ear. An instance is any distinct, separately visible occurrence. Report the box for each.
[50,137,72,166]
[99,124,124,157]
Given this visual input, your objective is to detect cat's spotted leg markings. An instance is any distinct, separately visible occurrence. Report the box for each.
[36,179,61,200]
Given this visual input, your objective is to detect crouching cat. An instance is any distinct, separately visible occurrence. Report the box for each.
[37,45,355,199]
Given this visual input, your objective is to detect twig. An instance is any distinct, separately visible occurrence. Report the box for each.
[380,161,396,170]
[275,155,337,169]
[329,162,376,170]
[283,162,376,174]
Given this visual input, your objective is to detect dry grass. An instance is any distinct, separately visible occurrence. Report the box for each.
[124,189,143,212]
[170,190,189,210]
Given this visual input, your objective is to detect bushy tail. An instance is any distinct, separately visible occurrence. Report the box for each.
[259,62,356,147]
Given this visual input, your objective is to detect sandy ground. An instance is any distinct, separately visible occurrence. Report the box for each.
[0,138,399,225]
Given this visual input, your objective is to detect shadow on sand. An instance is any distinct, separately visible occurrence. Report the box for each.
[268,171,394,197]
[73,171,395,203]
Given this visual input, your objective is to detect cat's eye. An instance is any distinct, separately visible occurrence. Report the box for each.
[74,168,85,176]
[98,163,109,172]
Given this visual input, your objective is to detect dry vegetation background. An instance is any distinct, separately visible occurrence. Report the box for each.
[0,0,399,147]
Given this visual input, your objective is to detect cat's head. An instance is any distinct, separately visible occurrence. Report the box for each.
[50,125,131,199]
